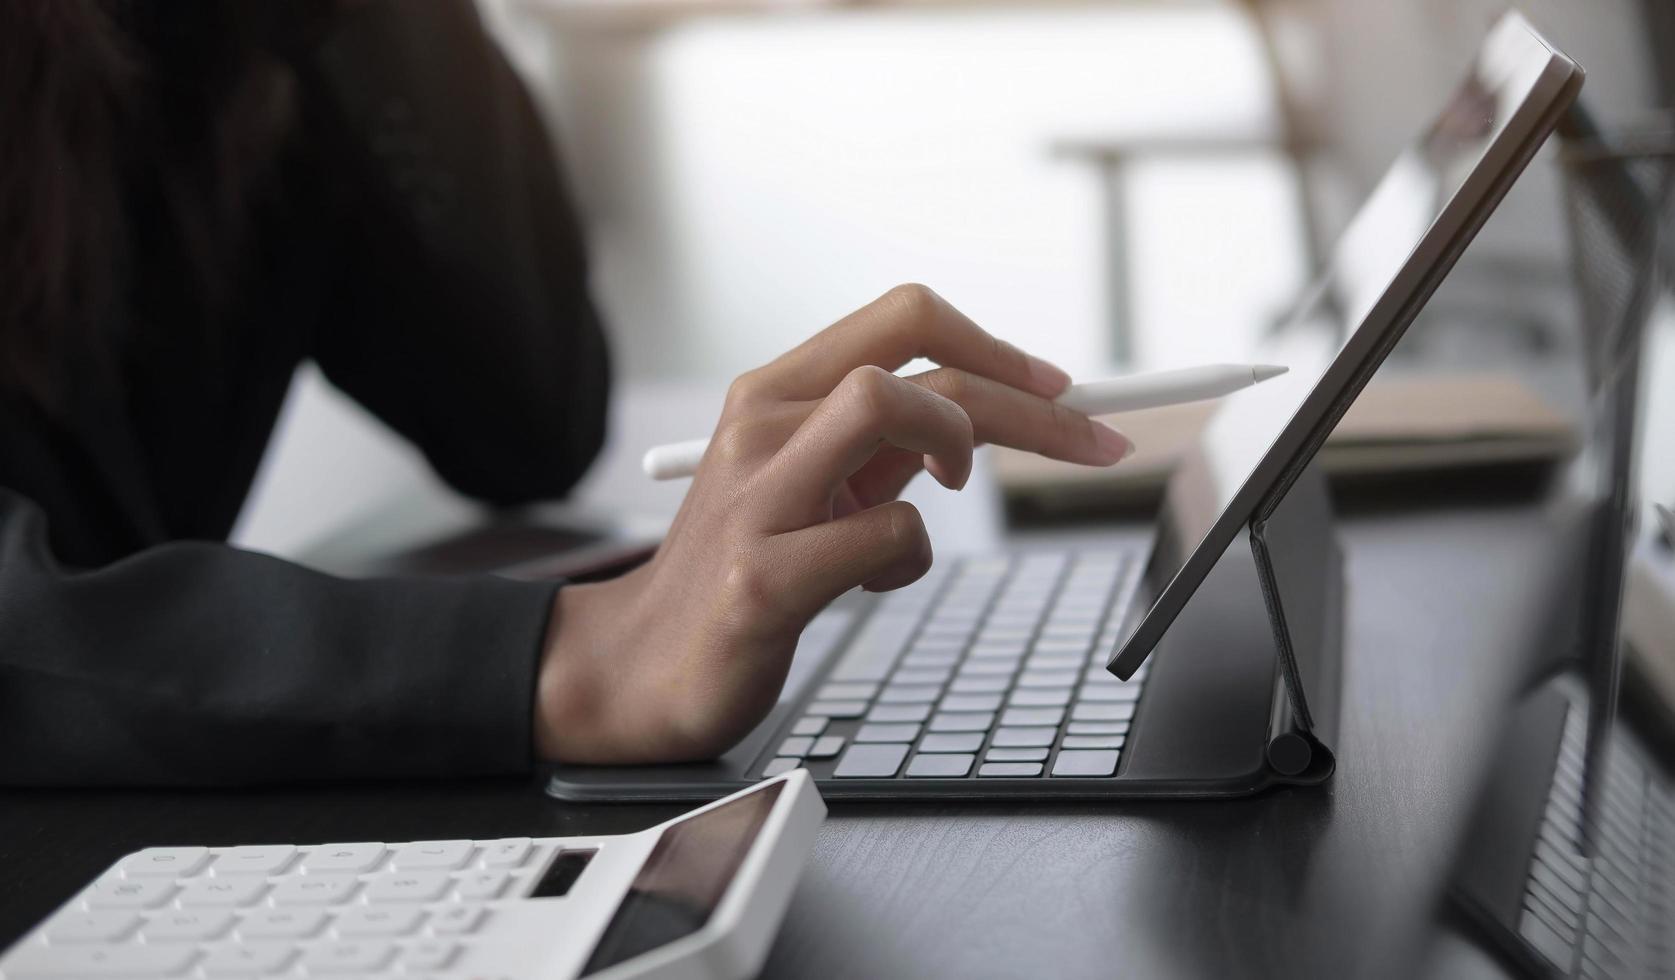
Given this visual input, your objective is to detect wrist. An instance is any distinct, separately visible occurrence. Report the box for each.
[534,569,644,762]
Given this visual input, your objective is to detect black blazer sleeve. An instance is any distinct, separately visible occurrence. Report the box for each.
[0,489,557,786]
[297,0,611,505]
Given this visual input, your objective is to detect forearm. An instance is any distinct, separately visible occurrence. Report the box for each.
[0,491,556,786]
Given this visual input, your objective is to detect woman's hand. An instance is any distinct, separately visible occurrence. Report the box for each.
[534,284,1133,764]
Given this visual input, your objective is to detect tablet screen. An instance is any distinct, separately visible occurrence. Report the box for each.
[1109,15,1580,678]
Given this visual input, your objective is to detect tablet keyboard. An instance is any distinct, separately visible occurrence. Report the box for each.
[0,838,582,978]
[760,549,1149,782]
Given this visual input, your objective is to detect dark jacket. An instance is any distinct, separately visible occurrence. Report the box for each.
[0,0,610,784]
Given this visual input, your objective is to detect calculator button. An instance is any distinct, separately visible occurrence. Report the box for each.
[806,735,846,759]
[978,762,1044,777]
[334,906,425,937]
[142,909,235,942]
[270,877,358,906]
[4,943,198,977]
[118,846,209,877]
[179,877,268,907]
[906,753,974,778]
[480,838,532,868]
[44,911,139,943]
[761,758,800,778]
[832,743,909,778]
[364,872,450,903]
[300,940,394,973]
[1051,750,1120,777]
[86,877,175,909]
[238,908,328,939]
[200,943,295,976]
[400,940,459,971]
[455,870,510,900]
[391,840,472,871]
[303,843,385,873]
[429,905,485,935]
[917,733,983,753]
[213,845,296,876]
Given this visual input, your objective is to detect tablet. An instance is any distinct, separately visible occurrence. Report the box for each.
[1109,12,1584,678]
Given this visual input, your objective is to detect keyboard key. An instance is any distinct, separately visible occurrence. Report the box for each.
[400,940,459,972]
[901,651,959,669]
[270,876,357,906]
[1000,707,1064,727]
[892,667,952,685]
[1025,655,1082,671]
[179,877,267,908]
[866,703,931,723]
[806,700,868,718]
[939,694,1002,712]
[456,869,511,900]
[5,944,199,977]
[978,762,1043,777]
[1062,735,1124,750]
[429,905,485,935]
[792,716,828,737]
[819,682,879,701]
[991,727,1057,748]
[118,846,209,877]
[1017,670,1079,688]
[777,736,814,756]
[335,906,425,937]
[85,878,174,909]
[1052,750,1120,777]
[142,909,234,942]
[1078,684,1141,702]
[762,758,800,778]
[830,613,917,682]
[45,911,139,944]
[878,685,941,703]
[392,840,472,871]
[201,943,295,976]
[918,733,984,752]
[803,735,843,759]
[969,640,1026,658]
[1067,722,1129,735]
[985,747,1048,762]
[907,753,975,777]
[959,660,1016,676]
[949,676,1009,694]
[855,723,920,743]
[365,872,451,903]
[928,712,994,733]
[213,845,296,876]
[238,908,328,939]
[303,843,385,874]
[301,940,394,973]
[1008,687,1071,707]
[833,743,909,778]
[1073,702,1136,722]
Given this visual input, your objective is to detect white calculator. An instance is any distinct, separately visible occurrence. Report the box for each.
[0,770,824,980]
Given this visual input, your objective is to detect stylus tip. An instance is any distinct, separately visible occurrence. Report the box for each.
[1251,364,1290,383]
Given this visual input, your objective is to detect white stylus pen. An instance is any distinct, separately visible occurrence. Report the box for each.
[641,362,1289,481]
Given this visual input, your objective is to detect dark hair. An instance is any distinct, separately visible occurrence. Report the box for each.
[0,0,304,405]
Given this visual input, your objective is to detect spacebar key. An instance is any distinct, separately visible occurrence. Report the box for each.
[7,945,197,977]
[833,743,910,777]
[829,614,918,682]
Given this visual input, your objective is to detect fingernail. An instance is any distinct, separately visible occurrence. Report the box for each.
[1093,422,1135,463]
[1027,355,1072,397]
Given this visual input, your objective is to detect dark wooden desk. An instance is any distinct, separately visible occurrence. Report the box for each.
[0,491,1564,978]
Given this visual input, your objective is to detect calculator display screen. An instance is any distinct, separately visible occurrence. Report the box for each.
[580,780,783,975]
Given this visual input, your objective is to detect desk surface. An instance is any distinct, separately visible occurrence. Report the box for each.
[0,476,1562,977]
